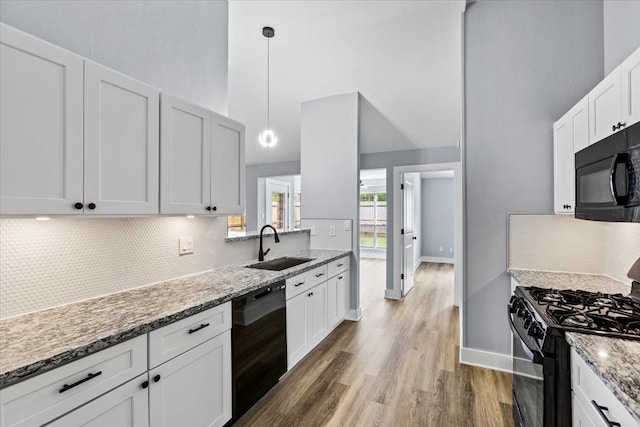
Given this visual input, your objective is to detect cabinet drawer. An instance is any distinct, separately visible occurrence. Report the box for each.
[0,334,147,427]
[328,256,350,278]
[148,302,231,368]
[570,348,638,427]
[286,265,328,301]
[307,265,328,287]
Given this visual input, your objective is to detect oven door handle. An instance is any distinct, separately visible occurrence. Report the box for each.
[507,306,544,365]
[610,152,631,206]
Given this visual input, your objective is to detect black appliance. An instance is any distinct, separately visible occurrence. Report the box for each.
[509,285,640,427]
[575,121,640,222]
[231,281,287,424]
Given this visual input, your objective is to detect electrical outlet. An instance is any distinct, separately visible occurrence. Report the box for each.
[344,220,351,231]
[179,236,194,255]
[329,226,336,237]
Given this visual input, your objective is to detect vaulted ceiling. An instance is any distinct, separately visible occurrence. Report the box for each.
[228,1,465,165]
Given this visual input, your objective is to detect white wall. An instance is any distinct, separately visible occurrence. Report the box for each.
[301,92,360,315]
[0,0,228,113]
[421,178,455,260]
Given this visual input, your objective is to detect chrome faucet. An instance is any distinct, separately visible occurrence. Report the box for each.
[258,225,280,261]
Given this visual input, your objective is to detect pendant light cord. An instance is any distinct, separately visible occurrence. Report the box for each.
[267,36,270,130]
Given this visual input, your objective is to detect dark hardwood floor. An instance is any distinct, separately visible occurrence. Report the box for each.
[235,259,513,427]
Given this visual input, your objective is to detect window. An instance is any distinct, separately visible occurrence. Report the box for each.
[360,192,387,248]
[227,215,246,233]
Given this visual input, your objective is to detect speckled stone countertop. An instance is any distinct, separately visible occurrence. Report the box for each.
[566,332,640,423]
[225,228,310,242]
[509,269,638,422]
[0,248,350,389]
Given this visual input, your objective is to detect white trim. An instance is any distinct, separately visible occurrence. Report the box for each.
[384,288,401,300]
[420,256,454,265]
[459,347,512,373]
[360,249,386,259]
[345,307,362,321]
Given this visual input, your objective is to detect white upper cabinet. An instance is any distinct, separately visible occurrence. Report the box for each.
[160,96,245,216]
[160,95,212,214]
[553,96,588,214]
[621,46,640,129]
[211,114,245,215]
[588,67,622,144]
[588,45,640,145]
[0,23,84,215]
[84,61,159,215]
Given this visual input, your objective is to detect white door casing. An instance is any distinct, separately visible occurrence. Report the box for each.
[402,178,415,296]
[265,178,291,231]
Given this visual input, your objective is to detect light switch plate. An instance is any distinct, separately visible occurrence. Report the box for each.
[329,226,336,237]
[179,236,194,255]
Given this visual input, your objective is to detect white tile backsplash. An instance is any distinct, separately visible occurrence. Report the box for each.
[0,217,309,319]
[509,214,640,286]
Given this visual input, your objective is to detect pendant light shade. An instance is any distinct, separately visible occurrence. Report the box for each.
[259,26,277,148]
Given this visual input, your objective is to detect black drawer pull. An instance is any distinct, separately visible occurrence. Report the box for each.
[315,273,324,278]
[591,401,621,427]
[141,380,149,389]
[337,263,344,267]
[59,371,102,393]
[338,276,343,280]
[308,292,314,297]
[188,323,210,334]
[154,374,161,383]
[294,281,305,287]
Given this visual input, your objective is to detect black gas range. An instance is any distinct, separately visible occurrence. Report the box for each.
[508,285,640,427]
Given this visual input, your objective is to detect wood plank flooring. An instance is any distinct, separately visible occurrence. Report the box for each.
[235,260,513,427]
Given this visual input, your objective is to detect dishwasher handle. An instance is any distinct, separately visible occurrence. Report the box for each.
[253,287,272,300]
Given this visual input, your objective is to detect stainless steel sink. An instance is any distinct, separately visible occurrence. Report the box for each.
[245,257,313,271]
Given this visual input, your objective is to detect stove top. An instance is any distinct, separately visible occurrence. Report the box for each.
[523,286,640,340]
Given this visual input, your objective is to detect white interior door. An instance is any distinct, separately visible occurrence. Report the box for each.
[402,177,415,296]
[265,179,290,231]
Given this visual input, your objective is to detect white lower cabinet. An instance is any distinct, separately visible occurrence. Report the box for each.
[46,374,149,427]
[327,270,350,331]
[287,282,328,370]
[571,347,638,427]
[149,330,231,427]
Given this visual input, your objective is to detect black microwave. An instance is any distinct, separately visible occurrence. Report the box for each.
[575,121,640,222]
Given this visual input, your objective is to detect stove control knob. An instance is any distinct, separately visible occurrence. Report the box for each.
[528,322,544,339]
[517,305,526,317]
[524,316,532,329]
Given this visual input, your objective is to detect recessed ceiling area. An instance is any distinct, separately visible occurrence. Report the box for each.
[229,1,465,165]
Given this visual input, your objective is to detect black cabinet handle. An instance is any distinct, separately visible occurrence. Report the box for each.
[338,276,343,280]
[141,380,149,389]
[153,374,161,383]
[337,263,344,267]
[206,206,212,211]
[612,124,618,132]
[315,273,324,278]
[188,323,210,334]
[87,203,96,210]
[74,202,84,210]
[591,401,621,427]
[294,281,305,287]
[308,292,313,297]
[212,206,217,211]
[59,371,102,393]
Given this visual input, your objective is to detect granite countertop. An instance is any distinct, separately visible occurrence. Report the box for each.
[0,248,350,389]
[566,332,640,423]
[509,269,638,422]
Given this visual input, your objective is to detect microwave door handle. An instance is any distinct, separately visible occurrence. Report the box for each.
[610,153,631,206]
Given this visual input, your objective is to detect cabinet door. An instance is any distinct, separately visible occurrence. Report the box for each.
[621,46,640,129]
[210,114,245,215]
[588,67,622,144]
[47,374,149,427]
[572,392,596,427]
[327,276,339,331]
[160,95,211,214]
[338,270,350,321]
[286,292,310,370]
[0,23,84,215]
[149,330,231,427]
[308,282,328,348]
[84,61,159,214]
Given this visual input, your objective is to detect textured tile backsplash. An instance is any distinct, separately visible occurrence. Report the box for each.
[0,217,308,319]
[509,214,640,285]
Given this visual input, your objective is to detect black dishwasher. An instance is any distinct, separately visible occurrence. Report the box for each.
[231,281,287,423]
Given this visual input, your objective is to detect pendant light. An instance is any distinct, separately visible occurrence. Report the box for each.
[258,26,277,148]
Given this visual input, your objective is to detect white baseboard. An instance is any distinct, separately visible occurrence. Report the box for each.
[345,307,362,321]
[384,288,401,300]
[459,347,512,373]
[420,256,454,265]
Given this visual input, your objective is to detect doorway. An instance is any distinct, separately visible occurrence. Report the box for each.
[265,178,290,231]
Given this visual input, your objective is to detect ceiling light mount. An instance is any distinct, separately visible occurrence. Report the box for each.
[262,26,275,38]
